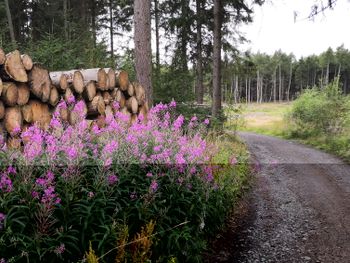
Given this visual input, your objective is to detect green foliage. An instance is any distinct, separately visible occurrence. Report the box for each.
[154,66,195,104]
[290,79,349,136]
[23,33,110,71]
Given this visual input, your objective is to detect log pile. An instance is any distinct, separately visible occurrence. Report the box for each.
[0,49,148,149]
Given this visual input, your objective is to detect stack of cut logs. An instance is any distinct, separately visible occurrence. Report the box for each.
[0,49,148,148]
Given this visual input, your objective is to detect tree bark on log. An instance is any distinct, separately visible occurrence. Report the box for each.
[2,82,18,106]
[28,64,51,101]
[1,50,28,82]
[50,68,109,91]
[17,83,30,106]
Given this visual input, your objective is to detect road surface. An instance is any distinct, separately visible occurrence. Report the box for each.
[206,132,350,263]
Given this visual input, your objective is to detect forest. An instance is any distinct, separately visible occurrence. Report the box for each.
[1,0,350,262]
[3,0,349,110]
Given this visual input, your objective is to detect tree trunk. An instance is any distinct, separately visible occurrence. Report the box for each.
[256,70,260,103]
[278,64,282,102]
[134,0,152,106]
[212,0,222,117]
[287,63,293,101]
[154,0,160,73]
[4,0,16,45]
[63,0,68,41]
[109,0,114,62]
[196,0,204,104]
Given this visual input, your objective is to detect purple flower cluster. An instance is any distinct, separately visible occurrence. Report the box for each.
[34,171,61,208]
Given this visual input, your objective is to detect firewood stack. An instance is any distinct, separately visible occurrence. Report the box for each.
[0,49,149,148]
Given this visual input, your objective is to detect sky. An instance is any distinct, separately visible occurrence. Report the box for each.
[240,0,350,58]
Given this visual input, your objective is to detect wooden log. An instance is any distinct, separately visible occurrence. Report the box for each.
[59,107,70,123]
[97,68,108,90]
[69,100,87,125]
[28,63,51,101]
[1,82,18,106]
[116,70,129,91]
[50,73,69,93]
[21,123,30,144]
[83,81,97,101]
[1,50,28,82]
[49,85,59,106]
[29,100,51,130]
[96,115,106,128]
[21,54,33,71]
[102,91,112,105]
[130,114,138,125]
[139,103,149,118]
[73,71,84,94]
[127,82,135,97]
[0,48,5,65]
[105,68,116,89]
[133,82,146,105]
[4,106,23,135]
[0,101,5,120]
[87,95,105,116]
[50,68,109,91]
[21,104,33,123]
[17,83,30,106]
[0,77,3,96]
[64,87,74,103]
[126,96,138,114]
[105,105,113,117]
[115,89,126,108]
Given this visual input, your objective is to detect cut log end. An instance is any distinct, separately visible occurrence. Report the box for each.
[17,83,30,106]
[4,50,28,82]
[73,71,84,94]
[117,70,129,91]
[2,82,18,106]
[21,54,33,71]
[0,48,5,65]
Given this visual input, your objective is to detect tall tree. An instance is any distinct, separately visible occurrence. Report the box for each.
[134,0,153,106]
[212,0,222,116]
[196,0,204,104]
[4,0,15,45]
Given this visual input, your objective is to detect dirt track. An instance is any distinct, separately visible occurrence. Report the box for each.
[206,132,350,263]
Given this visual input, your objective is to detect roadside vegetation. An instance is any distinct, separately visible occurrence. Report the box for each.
[288,79,350,162]
[0,101,249,262]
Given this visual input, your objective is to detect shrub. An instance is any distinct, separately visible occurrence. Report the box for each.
[289,79,349,136]
[0,100,242,262]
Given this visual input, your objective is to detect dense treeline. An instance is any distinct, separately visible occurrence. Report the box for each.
[1,1,347,113]
[222,46,350,104]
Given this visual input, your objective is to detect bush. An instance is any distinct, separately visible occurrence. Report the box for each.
[290,79,349,136]
[0,100,243,262]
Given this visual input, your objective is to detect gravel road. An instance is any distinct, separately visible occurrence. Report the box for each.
[206,132,350,263]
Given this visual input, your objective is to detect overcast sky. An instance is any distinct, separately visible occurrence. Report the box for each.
[240,0,350,58]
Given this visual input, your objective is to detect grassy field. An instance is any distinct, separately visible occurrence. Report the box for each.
[226,102,293,137]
